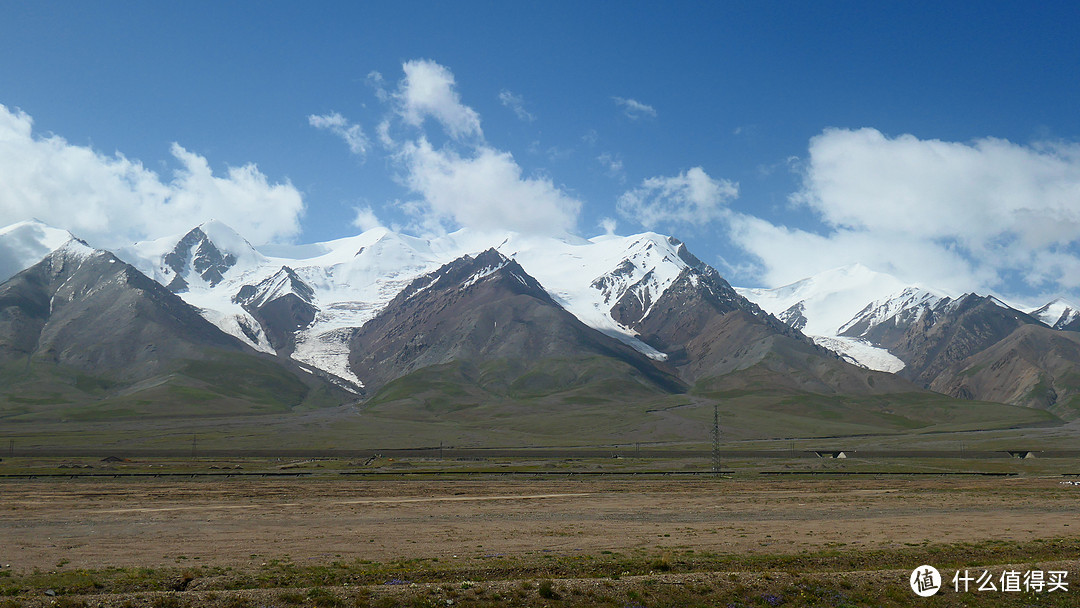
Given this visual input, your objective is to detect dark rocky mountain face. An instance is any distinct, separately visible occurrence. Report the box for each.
[1059,317,1080,332]
[776,302,808,331]
[928,323,1080,415]
[0,246,240,378]
[0,246,345,413]
[233,266,318,354]
[348,249,686,397]
[830,291,1080,413]
[162,226,238,292]
[605,262,915,394]
[856,294,1045,388]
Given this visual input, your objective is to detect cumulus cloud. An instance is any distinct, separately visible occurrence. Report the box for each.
[613,97,657,120]
[351,205,382,231]
[617,167,738,231]
[498,89,535,122]
[309,112,368,157]
[367,60,581,237]
[794,128,1080,250]
[0,105,304,247]
[395,59,482,140]
[727,127,1080,296]
[398,138,581,236]
[725,214,992,294]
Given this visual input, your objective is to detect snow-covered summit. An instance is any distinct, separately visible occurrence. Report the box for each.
[736,264,950,373]
[736,264,915,337]
[496,231,698,360]
[0,219,81,282]
[1029,298,1080,331]
[838,286,949,338]
[123,220,268,292]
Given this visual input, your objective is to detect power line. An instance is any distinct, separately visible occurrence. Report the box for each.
[711,404,722,475]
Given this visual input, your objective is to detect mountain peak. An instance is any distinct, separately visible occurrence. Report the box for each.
[0,219,83,283]
[1030,297,1080,331]
[737,264,913,338]
[148,222,267,292]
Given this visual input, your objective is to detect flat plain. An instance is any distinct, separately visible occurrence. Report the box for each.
[3,457,1080,607]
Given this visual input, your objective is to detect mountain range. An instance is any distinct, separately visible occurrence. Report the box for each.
[2,217,1078,440]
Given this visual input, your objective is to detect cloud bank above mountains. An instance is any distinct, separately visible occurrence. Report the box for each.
[326,58,584,238]
[1,58,1079,303]
[0,104,304,248]
[732,128,1080,298]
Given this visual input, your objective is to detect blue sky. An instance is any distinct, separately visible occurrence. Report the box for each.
[2,1,1079,304]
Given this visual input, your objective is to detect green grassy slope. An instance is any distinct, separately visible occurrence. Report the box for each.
[0,349,343,424]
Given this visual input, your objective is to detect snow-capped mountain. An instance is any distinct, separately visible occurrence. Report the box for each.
[9,217,1080,415]
[494,232,703,360]
[1029,298,1080,332]
[121,221,278,357]
[838,286,950,340]
[736,264,909,336]
[113,223,726,389]
[735,264,948,372]
[0,219,82,283]
[0,234,352,414]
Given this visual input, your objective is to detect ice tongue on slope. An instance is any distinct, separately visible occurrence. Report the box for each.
[280,227,447,390]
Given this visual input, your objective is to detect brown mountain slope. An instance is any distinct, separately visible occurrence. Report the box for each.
[0,244,346,416]
[851,294,1045,388]
[348,249,686,398]
[625,267,919,395]
[931,323,1080,418]
[0,245,239,377]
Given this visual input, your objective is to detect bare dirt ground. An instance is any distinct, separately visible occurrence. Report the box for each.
[3,476,1079,572]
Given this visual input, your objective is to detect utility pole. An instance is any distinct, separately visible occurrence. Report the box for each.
[711,404,722,475]
[7,439,13,458]
[191,434,198,460]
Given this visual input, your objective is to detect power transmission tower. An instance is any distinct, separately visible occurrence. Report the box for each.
[711,404,722,475]
[191,434,198,460]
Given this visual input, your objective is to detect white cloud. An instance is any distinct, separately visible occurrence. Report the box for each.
[351,205,382,231]
[366,70,389,102]
[597,152,624,180]
[398,138,581,236]
[396,59,482,140]
[725,213,991,294]
[613,97,657,120]
[368,60,582,237]
[795,129,1080,249]
[617,167,738,230]
[0,105,304,247]
[498,89,535,122]
[599,217,617,235]
[725,128,1080,297]
[308,112,368,157]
